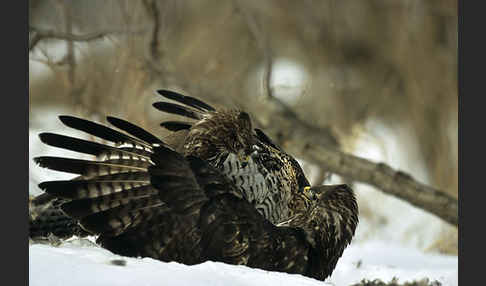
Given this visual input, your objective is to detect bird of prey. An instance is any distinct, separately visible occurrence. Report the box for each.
[30,90,358,281]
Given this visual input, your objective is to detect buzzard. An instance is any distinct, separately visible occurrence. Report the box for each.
[30,90,358,281]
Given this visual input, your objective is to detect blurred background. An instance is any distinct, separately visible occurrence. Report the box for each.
[29,0,457,256]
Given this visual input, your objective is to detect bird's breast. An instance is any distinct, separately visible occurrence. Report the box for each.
[219,153,292,224]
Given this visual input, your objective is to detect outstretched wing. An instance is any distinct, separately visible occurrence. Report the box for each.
[32,115,328,279]
[32,116,211,262]
[34,116,168,237]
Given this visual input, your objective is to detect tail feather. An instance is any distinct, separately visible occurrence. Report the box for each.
[156,89,216,112]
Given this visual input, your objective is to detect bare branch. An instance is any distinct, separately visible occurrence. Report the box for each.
[29,28,104,51]
[142,0,161,61]
[300,142,458,226]
[57,0,76,89]
[29,26,146,51]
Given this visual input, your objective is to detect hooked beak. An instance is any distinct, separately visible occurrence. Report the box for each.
[302,186,314,200]
[307,184,353,199]
[238,145,260,169]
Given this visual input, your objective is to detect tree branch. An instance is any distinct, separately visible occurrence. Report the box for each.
[297,139,457,226]
[29,26,146,51]
[29,28,105,51]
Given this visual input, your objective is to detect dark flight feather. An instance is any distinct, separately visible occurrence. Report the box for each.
[39,133,107,157]
[38,133,151,161]
[34,156,150,176]
[38,177,150,200]
[64,194,161,221]
[106,116,163,145]
[60,185,158,219]
[160,121,193,131]
[79,198,164,235]
[58,115,150,147]
[152,102,203,120]
[157,89,216,112]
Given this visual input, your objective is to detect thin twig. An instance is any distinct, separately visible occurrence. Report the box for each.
[142,0,161,61]
[29,26,146,51]
[57,0,76,89]
[29,28,104,51]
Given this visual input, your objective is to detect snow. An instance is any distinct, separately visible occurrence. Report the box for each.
[332,241,457,285]
[29,238,457,286]
[29,242,320,286]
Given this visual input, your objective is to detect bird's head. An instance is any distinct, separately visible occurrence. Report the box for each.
[186,110,256,163]
[228,111,255,161]
[295,184,358,279]
[303,184,358,244]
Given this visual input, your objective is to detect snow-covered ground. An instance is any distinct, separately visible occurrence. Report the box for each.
[29,238,457,286]
[29,106,457,286]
